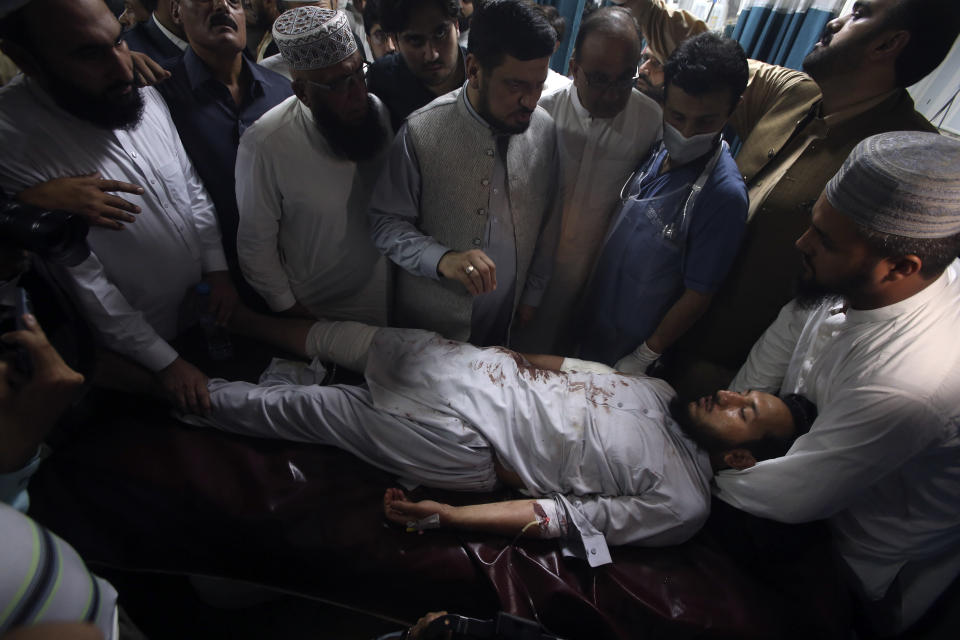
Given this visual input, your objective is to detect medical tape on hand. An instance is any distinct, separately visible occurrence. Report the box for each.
[405,513,440,533]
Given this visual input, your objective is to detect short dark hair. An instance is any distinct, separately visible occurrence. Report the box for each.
[879,0,960,87]
[379,0,459,34]
[533,3,565,43]
[362,0,382,35]
[572,6,640,63]
[856,226,960,279]
[664,32,748,112]
[467,0,555,70]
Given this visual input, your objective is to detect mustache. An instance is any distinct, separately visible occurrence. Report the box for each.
[210,13,238,29]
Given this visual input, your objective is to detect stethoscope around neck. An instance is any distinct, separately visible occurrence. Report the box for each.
[618,136,728,244]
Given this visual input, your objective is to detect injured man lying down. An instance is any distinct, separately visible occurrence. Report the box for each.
[182,328,815,565]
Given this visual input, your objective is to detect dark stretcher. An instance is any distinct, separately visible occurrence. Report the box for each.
[26,340,850,640]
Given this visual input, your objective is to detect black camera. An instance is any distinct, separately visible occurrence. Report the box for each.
[0,199,90,267]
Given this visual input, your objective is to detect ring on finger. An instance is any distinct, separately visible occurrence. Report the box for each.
[465,265,476,275]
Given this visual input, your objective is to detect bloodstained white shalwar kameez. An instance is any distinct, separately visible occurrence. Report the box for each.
[198,328,711,566]
[716,260,960,627]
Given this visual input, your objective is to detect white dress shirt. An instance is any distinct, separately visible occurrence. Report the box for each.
[514,82,662,351]
[235,95,390,325]
[0,77,227,371]
[717,261,960,626]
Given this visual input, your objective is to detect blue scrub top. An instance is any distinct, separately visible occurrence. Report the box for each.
[576,144,747,365]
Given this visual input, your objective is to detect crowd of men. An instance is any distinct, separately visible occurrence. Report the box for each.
[1,0,960,638]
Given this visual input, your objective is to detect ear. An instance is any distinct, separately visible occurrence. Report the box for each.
[722,449,757,470]
[869,29,910,64]
[568,56,578,77]
[465,52,482,90]
[292,78,311,107]
[170,0,183,26]
[880,254,923,282]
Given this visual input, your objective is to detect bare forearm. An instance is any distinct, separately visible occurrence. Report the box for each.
[519,353,565,371]
[442,499,542,537]
[646,289,713,354]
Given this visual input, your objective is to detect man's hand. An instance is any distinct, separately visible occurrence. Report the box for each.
[204,271,239,326]
[384,487,450,526]
[130,51,171,86]
[408,611,451,640]
[157,357,210,415]
[17,173,145,231]
[615,342,660,375]
[0,314,85,473]
[437,250,497,296]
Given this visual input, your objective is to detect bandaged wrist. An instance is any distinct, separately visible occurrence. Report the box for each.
[559,357,616,374]
[533,499,566,539]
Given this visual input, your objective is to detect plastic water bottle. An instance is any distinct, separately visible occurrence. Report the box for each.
[195,282,233,361]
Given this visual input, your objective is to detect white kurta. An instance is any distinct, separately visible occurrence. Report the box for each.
[197,329,712,566]
[514,83,662,351]
[235,95,390,325]
[0,77,227,371]
[717,261,960,626]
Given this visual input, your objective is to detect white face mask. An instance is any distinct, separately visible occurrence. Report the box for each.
[662,122,719,165]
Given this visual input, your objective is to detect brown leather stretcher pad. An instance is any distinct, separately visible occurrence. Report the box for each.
[26,340,849,639]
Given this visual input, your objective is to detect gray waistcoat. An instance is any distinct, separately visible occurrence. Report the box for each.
[398,88,557,341]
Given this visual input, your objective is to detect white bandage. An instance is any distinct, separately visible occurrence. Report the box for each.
[405,513,440,532]
[559,358,616,374]
[304,320,379,372]
[614,341,660,374]
[534,499,565,539]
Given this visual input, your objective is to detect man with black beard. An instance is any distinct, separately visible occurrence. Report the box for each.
[715,132,960,635]
[618,0,960,398]
[236,4,392,361]
[0,0,237,415]
[368,0,560,345]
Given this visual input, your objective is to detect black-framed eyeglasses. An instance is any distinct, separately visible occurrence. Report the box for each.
[582,66,640,92]
[305,62,370,94]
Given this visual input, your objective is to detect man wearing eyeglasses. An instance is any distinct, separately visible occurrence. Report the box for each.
[235,5,392,362]
[369,0,560,346]
[512,6,662,354]
[367,0,466,131]
[157,0,293,309]
[574,33,748,375]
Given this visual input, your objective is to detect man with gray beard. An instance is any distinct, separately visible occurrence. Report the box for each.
[235,5,392,369]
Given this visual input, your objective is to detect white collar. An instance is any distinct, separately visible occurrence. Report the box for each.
[845,261,956,324]
[568,82,594,123]
[152,14,189,52]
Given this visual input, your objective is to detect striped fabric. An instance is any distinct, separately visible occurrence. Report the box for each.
[731,0,845,69]
[0,502,117,639]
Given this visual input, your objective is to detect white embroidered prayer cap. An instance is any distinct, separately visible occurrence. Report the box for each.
[273,5,358,71]
[825,132,960,239]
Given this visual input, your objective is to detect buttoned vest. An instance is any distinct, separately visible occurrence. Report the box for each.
[396,89,557,341]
